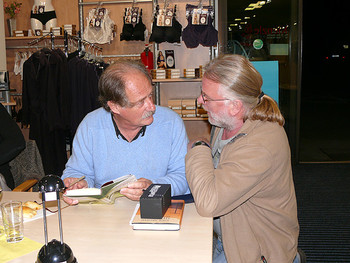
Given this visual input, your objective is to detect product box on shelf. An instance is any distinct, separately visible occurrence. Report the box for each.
[182,109,196,118]
[168,99,182,110]
[181,99,196,110]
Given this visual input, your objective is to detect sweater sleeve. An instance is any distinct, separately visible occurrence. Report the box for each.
[0,104,25,165]
[61,119,95,187]
[152,114,190,196]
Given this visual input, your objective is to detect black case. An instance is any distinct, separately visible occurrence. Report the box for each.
[140,184,171,219]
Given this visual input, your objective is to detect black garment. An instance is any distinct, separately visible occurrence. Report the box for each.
[182,4,218,48]
[149,5,182,44]
[30,10,57,25]
[22,48,70,176]
[0,103,25,189]
[67,56,101,138]
[120,11,146,41]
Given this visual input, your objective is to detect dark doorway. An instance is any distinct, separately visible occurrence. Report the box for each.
[300,0,350,162]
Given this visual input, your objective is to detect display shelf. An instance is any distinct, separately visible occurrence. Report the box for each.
[0,99,16,106]
[182,117,208,121]
[153,78,202,83]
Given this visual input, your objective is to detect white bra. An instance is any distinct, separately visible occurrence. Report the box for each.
[83,7,115,44]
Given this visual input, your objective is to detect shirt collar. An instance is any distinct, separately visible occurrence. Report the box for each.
[111,114,146,142]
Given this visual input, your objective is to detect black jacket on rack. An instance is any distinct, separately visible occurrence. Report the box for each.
[22,48,70,176]
[67,56,102,138]
[0,103,25,189]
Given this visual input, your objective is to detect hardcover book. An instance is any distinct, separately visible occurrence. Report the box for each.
[64,174,137,204]
[130,200,185,231]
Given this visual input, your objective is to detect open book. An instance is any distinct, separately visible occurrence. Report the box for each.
[64,174,137,204]
[130,200,185,231]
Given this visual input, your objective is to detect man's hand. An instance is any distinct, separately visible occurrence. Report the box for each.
[63,177,88,205]
[120,178,152,201]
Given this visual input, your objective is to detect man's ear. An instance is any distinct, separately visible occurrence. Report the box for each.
[107,101,121,114]
[230,100,244,116]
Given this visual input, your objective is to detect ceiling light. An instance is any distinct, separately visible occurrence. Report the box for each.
[244,17,251,19]
[235,18,242,21]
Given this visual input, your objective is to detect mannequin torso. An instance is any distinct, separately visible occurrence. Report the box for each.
[31,0,57,32]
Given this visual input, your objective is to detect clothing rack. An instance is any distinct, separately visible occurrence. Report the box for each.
[28,32,56,49]
[101,54,140,58]
[24,31,102,57]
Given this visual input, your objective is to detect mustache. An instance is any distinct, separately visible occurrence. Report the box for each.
[142,110,155,119]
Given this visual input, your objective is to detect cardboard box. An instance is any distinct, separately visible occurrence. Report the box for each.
[182,99,196,110]
[140,184,171,219]
[168,99,182,110]
[182,109,196,118]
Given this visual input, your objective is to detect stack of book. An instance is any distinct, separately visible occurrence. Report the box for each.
[183,68,196,78]
[42,29,51,35]
[130,200,185,231]
[166,69,180,79]
[14,30,24,37]
[183,67,203,78]
[151,69,166,79]
[63,24,77,35]
[51,27,61,36]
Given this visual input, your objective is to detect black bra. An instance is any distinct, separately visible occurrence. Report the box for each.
[182,4,218,48]
[149,5,182,44]
[120,9,146,41]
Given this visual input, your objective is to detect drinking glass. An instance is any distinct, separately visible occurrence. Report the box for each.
[1,201,24,243]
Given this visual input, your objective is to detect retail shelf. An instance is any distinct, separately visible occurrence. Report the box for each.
[182,117,208,121]
[153,78,202,83]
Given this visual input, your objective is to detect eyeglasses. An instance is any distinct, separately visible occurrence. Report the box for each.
[200,91,230,104]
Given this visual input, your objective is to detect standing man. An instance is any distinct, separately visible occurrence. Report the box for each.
[186,55,299,263]
[62,60,189,203]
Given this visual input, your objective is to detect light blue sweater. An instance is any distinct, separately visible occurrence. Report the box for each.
[62,106,190,196]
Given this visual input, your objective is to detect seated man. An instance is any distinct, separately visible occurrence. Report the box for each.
[185,54,299,263]
[62,60,189,204]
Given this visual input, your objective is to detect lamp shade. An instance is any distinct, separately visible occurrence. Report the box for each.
[38,175,65,193]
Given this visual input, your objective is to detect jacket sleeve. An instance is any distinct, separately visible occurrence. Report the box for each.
[185,140,272,217]
[0,104,26,165]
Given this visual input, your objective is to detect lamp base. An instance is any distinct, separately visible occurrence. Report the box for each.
[36,239,77,263]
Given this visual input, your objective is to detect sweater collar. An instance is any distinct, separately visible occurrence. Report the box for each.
[111,114,146,142]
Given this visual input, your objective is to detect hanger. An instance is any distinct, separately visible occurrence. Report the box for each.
[198,0,203,10]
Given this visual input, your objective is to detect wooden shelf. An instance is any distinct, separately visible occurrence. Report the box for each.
[153,78,202,83]
[182,117,208,121]
[1,100,16,106]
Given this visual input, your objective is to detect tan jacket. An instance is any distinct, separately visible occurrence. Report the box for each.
[186,120,299,263]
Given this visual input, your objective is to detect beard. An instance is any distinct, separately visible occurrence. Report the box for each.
[206,107,237,130]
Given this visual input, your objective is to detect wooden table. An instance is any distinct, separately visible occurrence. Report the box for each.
[1,192,213,263]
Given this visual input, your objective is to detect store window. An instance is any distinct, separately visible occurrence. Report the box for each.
[224,0,300,162]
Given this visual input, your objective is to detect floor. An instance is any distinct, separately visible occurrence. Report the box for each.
[293,163,350,262]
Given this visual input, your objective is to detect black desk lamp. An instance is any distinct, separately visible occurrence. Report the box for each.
[36,175,77,263]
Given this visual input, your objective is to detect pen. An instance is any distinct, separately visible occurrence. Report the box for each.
[68,176,86,188]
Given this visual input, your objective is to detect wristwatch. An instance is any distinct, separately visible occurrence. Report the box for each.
[191,140,210,149]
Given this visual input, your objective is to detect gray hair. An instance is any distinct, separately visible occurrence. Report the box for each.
[98,60,152,111]
[204,54,284,125]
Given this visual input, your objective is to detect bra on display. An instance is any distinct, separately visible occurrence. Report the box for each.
[149,5,182,44]
[120,7,146,41]
[83,7,115,44]
[182,4,218,48]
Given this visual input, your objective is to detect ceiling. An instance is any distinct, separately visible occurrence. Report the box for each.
[227,0,291,29]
